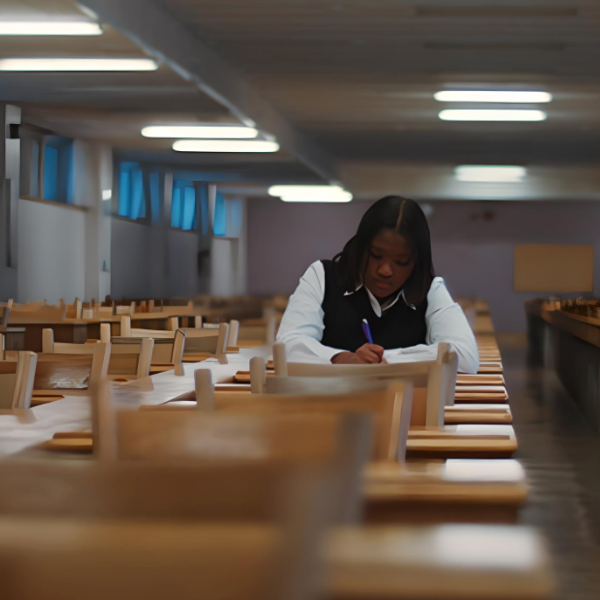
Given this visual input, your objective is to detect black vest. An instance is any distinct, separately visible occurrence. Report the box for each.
[320,260,428,352]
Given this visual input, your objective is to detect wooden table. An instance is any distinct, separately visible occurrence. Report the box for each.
[0,347,269,457]
[8,313,191,351]
[526,300,600,434]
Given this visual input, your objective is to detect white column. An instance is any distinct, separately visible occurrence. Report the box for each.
[73,140,113,302]
[0,104,20,300]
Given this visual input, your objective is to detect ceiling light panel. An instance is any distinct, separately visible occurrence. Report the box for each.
[268,185,353,203]
[439,109,547,122]
[455,165,528,182]
[0,58,158,71]
[0,22,102,35]
[142,125,258,139]
[173,140,279,153]
[435,91,552,103]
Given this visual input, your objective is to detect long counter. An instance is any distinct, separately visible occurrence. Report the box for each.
[526,299,600,434]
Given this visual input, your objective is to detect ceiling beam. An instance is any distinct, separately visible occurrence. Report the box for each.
[77,0,340,184]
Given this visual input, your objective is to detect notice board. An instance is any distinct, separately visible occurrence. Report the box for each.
[514,244,593,292]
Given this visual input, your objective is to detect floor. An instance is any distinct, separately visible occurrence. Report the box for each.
[500,336,600,600]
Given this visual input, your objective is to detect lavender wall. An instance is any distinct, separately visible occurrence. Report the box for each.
[247,199,600,332]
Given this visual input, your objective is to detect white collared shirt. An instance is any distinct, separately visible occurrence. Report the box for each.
[276,261,480,374]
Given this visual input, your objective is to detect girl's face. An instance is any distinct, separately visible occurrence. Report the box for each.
[363,228,415,300]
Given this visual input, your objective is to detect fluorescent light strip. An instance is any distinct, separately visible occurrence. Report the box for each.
[0,58,158,72]
[435,90,552,103]
[439,109,547,122]
[268,185,353,203]
[143,125,258,139]
[0,22,103,36]
[173,140,279,153]
[455,165,527,182]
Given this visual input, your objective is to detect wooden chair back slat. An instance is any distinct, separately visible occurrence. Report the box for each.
[35,355,94,390]
[0,352,37,411]
[0,299,13,328]
[10,304,65,322]
[35,345,110,391]
[214,382,413,463]
[272,342,457,429]
[116,412,342,463]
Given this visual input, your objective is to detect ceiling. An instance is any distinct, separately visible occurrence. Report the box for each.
[2,0,600,198]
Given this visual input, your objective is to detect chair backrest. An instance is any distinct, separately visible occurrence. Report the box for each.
[0,299,13,328]
[107,337,154,378]
[58,326,152,378]
[10,303,66,322]
[65,298,83,319]
[120,315,179,338]
[0,351,37,411]
[0,461,330,600]
[272,342,458,428]
[204,369,413,462]
[177,324,229,364]
[113,320,182,366]
[115,301,136,315]
[94,380,369,523]
[35,344,110,392]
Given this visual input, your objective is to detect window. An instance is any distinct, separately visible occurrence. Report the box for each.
[171,180,196,230]
[213,192,226,236]
[43,136,74,203]
[118,161,146,220]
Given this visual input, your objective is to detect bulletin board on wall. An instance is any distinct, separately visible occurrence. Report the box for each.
[514,244,594,292]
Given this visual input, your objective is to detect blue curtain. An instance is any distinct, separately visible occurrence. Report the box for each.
[43,146,58,201]
[171,180,196,230]
[118,162,146,219]
[213,192,226,236]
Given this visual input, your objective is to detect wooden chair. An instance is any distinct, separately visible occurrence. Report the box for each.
[153,369,527,524]
[120,314,179,337]
[273,342,455,428]
[179,368,414,463]
[10,302,66,322]
[0,351,37,413]
[42,328,152,382]
[0,299,13,328]
[268,348,516,458]
[179,324,229,364]
[0,460,331,600]
[33,343,110,399]
[271,343,511,425]
[65,298,83,319]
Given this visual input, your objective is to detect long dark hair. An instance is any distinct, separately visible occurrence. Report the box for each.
[334,196,435,305]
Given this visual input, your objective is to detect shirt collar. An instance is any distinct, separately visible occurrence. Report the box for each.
[343,282,416,316]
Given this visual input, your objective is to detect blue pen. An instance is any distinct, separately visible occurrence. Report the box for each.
[361,318,374,344]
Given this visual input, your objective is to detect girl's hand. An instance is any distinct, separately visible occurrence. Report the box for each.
[331,344,387,364]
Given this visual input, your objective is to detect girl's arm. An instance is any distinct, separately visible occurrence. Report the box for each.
[276,261,347,363]
[383,278,480,374]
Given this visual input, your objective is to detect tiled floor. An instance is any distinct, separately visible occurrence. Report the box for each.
[501,338,600,600]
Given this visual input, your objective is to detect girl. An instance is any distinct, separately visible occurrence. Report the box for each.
[276,196,479,373]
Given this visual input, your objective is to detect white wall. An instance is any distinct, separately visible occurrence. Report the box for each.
[17,198,86,303]
[111,217,153,299]
[111,219,210,299]
[167,229,202,297]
